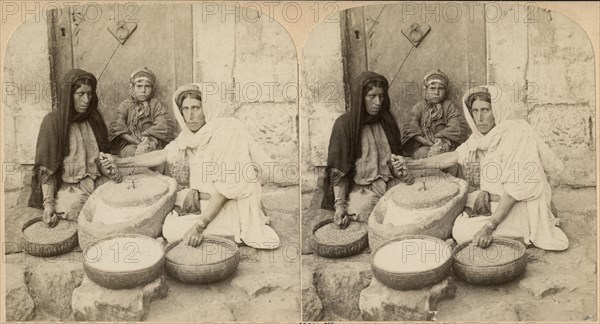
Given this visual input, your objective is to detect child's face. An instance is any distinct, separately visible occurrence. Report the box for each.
[425,82,446,103]
[132,79,153,101]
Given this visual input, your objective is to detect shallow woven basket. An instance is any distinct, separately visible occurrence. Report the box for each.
[370,235,453,290]
[21,217,78,257]
[83,234,165,289]
[310,219,369,258]
[164,236,239,284]
[453,237,527,285]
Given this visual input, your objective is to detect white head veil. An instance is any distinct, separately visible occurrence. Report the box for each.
[460,86,563,176]
[169,83,270,173]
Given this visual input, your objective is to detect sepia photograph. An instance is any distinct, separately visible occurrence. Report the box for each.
[2,2,300,322]
[1,1,598,323]
[300,2,597,322]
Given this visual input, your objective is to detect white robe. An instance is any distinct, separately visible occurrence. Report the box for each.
[161,84,279,249]
[451,89,568,251]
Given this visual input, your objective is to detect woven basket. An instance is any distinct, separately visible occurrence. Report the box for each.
[310,219,369,258]
[83,234,165,289]
[165,236,239,284]
[21,217,78,257]
[453,238,527,285]
[370,235,453,290]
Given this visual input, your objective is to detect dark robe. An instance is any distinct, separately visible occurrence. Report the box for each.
[321,71,404,210]
[28,69,110,209]
[108,96,175,153]
[402,99,470,156]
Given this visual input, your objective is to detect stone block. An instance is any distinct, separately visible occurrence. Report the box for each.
[234,16,297,104]
[27,262,85,319]
[527,104,595,187]
[527,9,595,104]
[528,104,593,150]
[5,263,35,321]
[228,290,299,322]
[234,102,298,185]
[359,277,456,321]
[314,261,373,320]
[519,274,578,299]
[302,266,323,321]
[487,3,528,107]
[72,275,168,321]
[4,17,52,173]
[307,113,341,167]
[231,272,294,297]
[301,10,345,175]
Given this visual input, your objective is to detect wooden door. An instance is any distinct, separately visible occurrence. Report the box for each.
[47,3,192,130]
[341,4,487,126]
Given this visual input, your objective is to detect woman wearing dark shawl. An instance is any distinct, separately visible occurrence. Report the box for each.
[28,69,115,226]
[321,71,414,228]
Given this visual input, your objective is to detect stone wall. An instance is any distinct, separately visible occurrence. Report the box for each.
[3,5,299,191]
[2,5,596,192]
[193,5,299,186]
[301,4,596,191]
[3,18,52,191]
[300,12,346,191]
[487,4,596,187]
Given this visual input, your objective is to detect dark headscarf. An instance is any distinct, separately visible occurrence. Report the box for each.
[321,71,404,210]
[28,69,110,208]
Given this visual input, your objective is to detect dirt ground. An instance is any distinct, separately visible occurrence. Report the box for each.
[438,187,598,322]
[302,186,598,322]
[3,185,597,321]
[3,185,300,322]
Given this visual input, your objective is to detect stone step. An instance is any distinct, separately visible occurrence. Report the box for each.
[360,277,456,321]
[5,263,35,322]
[72,274,168,321]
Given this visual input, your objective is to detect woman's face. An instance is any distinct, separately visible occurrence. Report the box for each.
[425,82,446,103]
[471,99,496,134]
[364,87,385,116]
[73,84,93,113]
[181,97,205,132]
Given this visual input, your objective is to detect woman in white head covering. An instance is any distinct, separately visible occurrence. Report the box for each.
[403,86,568,251]
[103,84,279,249]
